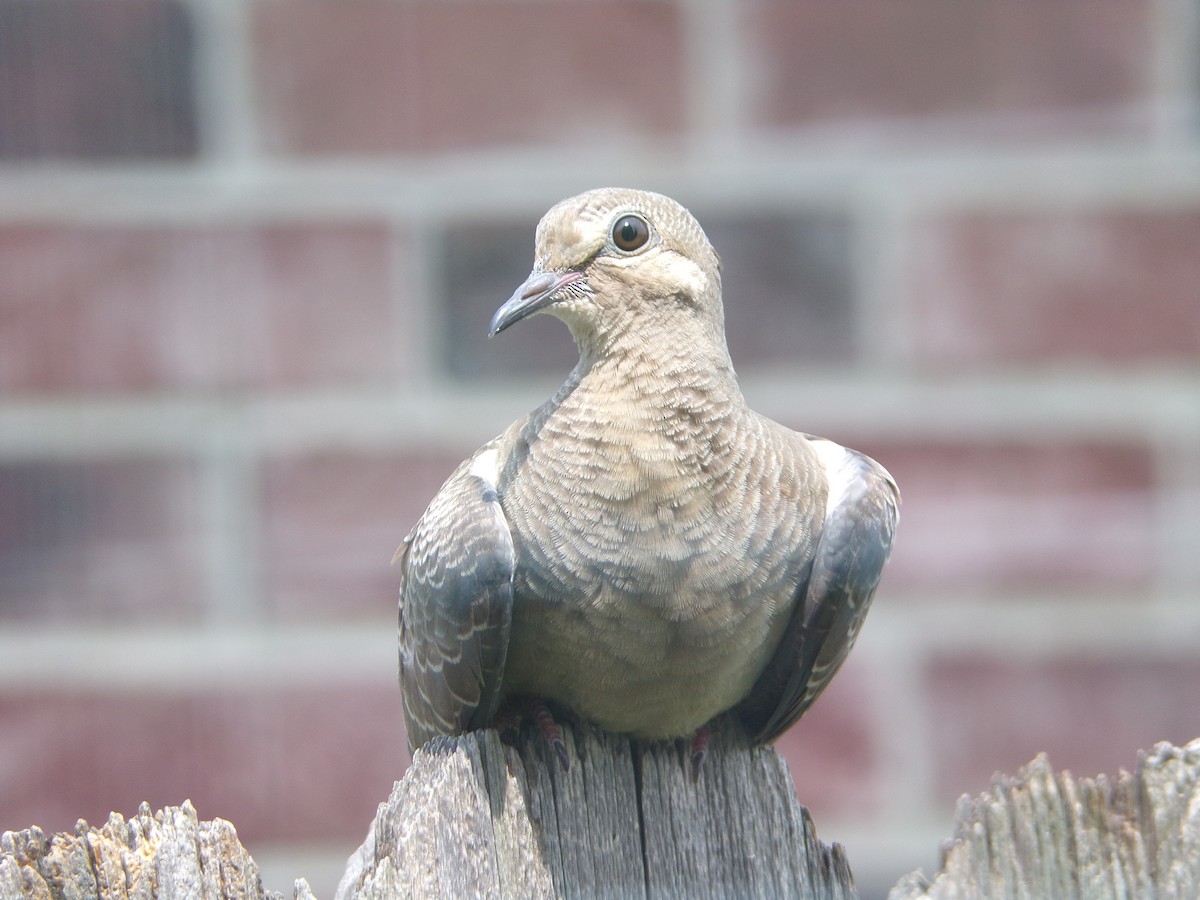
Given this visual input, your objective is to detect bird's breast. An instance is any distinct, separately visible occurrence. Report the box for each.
[504,422,728,602]
[495,402,814,737]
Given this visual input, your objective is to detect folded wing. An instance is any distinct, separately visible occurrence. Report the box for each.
[397,448,515,751]
[737,442,899,744]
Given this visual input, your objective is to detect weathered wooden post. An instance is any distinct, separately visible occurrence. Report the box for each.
[336,723,856,899]
[2,735,1198,898]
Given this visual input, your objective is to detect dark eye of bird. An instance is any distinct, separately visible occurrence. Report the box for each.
[612,215,650,252]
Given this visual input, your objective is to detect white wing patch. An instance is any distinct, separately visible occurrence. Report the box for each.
[808,439,859,523]
[469,447,502,488]
[468,446,515,569]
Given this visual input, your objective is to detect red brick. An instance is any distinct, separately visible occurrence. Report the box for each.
[252,1,685,155]
[745,2,1154,133]
[0,683,405,844]
[851,439,1158,593]
[772,659,879,818]
[260,450,470,619]
[927,655,1200,804]
[0,0,197,159]
[272,684,407,841]
[0,459,206,621]
[907,211,1200,366]
[0,224,399,392]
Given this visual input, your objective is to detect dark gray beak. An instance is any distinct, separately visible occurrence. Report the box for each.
[489,270,584,337]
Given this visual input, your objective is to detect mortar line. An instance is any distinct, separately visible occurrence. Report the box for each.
[183,0,261,170]
[1150,0,1200,145]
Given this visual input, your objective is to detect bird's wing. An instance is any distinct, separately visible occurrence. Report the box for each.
[737,441,899,745]
[397,445,515,752]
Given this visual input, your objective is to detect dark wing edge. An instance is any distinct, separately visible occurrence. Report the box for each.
[397,449,515,753]
[738,446,899,745]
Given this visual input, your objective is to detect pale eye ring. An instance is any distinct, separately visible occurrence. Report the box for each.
[611,214,650,252]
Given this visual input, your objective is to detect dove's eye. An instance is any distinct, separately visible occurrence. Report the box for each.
[612,215,650,252]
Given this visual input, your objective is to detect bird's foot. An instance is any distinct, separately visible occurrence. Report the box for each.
[529,699,570,772]
[689,724,711,782]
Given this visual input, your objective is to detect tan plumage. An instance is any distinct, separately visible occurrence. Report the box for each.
[398,188,899,751]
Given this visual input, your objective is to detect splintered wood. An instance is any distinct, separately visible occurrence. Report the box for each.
[0,799,310,900]
[890,738,1200,900]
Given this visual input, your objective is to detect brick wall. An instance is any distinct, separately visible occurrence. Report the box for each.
[1,1,1198,896]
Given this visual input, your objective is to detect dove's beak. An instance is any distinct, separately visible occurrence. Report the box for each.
[489,270,585,337]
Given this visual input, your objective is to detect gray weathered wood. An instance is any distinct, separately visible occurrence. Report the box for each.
[889,737,1200,900]
[336,722,858,900]
[0,800,316,900]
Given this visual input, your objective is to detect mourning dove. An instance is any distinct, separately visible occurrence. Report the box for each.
[397,188,899,759]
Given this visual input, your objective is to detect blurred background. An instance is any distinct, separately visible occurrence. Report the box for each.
[1,1,1199,896]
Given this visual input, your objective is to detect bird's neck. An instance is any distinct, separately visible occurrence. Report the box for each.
[564,331,744,426]
[569,306,737,393]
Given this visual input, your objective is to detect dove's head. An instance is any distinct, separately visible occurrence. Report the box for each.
[489,188,726,362]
